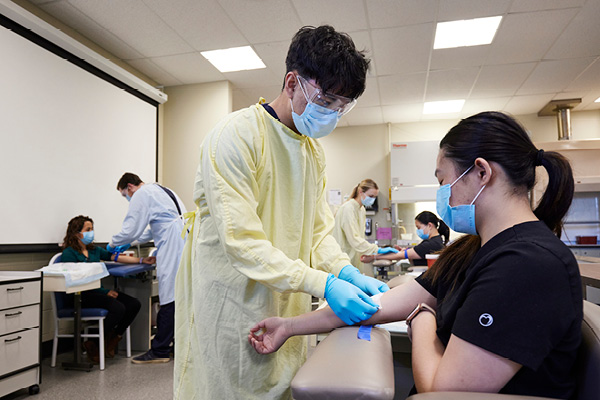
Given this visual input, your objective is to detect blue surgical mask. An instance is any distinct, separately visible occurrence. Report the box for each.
[125,194,131,202]
[361,195,376,207]
[436,165,486,235]
[81,230,94,245]
[416,228,429,240]
[290,99,340,139]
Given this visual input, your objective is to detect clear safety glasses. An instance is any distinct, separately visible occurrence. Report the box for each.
[296,75,357,116]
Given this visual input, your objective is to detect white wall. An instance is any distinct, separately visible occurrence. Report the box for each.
[161,81,232,210]
[319,124,391,238]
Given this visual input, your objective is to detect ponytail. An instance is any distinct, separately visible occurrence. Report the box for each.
[437,220,450,245]
[533,151,574,237]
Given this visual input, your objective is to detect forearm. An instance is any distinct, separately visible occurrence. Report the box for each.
[114,254,142,264]
[411,313,445,393]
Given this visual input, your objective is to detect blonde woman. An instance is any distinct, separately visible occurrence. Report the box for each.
[332,179,397,276]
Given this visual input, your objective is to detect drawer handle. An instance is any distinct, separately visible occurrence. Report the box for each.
[4,336,22,343]
[6,287,24,292]
[5,311,23,317]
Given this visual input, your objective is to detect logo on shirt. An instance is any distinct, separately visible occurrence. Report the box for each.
[479,313,493,327]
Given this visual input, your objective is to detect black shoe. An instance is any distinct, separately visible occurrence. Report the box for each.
[131,350,169,364]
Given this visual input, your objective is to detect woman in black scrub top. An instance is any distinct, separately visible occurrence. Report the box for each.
[248,112,582,399]
[361,211,449,266]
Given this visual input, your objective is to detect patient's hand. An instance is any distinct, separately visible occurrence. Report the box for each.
[143,256,156,264]
[361,254,375,263]
[248,317,291,355]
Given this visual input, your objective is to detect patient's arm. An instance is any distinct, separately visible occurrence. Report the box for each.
[248,279,435,354]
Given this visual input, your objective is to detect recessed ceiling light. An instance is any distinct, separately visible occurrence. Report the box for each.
[595,97,600,103]
[201,46,266,73]
[434,16,502,49]
[423,100,465,114]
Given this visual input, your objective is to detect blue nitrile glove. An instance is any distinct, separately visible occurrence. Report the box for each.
[324,274,380,325]
[377,247,399,254]
[338,265,389,296]
[106,243,131,254]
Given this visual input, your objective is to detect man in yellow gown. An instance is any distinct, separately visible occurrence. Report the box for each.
[174,25,389,399]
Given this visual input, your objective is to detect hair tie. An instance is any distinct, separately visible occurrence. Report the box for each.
[535,149,544,166]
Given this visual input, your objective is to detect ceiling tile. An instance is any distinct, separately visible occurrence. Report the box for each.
[356,77,381,108]
[126,58,182,87]
[438,0,511,21]
[39,1,144,59]
[366,0,437,29]
[217,0,301,44]
[509,0,585,13]
[517,58,595,95]
[545,0,600,60]
[425,67,480,101]
[253,40,290,80]
[460,97,511,117]
[503,94,555,115]
[371,24,434,76]
[378,73,426,105]
[143,0,248,52]
[486,9,578,65]
[430,46,489,70]
[68,0,194,57]
[566,58,600,92]
[292,0,368,32]
[222,68,280,90]
[344,106,384,126]
[150,53,225,85]
[470,63,537,98]
[382,103,424,123]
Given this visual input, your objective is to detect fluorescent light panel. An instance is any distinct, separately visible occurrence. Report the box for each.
[595,97,600,103]
[423,99,465,114]
[201,46,266,73]
[434,16,502,49]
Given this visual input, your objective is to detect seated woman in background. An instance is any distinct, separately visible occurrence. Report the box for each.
[60,215,155,364]
[249,112,582,399]
[361,211,449,266]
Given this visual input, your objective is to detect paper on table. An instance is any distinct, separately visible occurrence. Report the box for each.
[37,262,109,288]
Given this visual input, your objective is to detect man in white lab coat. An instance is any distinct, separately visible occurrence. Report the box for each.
[109,172,186,363]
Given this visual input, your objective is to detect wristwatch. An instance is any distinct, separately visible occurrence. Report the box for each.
[405,303,436,327]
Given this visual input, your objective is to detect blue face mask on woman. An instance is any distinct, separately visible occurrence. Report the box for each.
[81,230,94,245]
[361,194,376,207]
[416,228,429,240]
[291,100,340,139]
[436,165,486,235]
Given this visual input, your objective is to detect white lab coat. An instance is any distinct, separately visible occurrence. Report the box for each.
[111,183,186,304]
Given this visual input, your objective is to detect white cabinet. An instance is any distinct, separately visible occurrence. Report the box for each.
[390,141,439,203]
[0,272,42,397]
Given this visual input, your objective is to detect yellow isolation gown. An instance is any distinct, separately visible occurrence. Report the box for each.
[174,102,351,399]
[332,199,379,275]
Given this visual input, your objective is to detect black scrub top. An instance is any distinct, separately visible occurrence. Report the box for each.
[413,235,444,266]
[416,221,582,399]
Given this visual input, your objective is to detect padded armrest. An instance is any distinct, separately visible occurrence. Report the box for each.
[407,392,558,400]
[291,326,394,400]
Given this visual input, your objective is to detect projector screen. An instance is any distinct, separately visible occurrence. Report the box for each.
[0,17,157,248]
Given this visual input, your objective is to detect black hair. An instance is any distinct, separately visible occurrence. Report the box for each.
[285,25,370,99]
[117,172,143,190]
[415,211,449,245]
[425,111,574,290]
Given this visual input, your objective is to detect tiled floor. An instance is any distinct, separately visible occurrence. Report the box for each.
[4,352,173,400]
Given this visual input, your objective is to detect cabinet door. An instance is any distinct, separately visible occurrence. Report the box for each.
[0,281,40,310]
[0,305,39,336]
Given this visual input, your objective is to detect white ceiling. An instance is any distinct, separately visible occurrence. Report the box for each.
[21,0,600,127]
